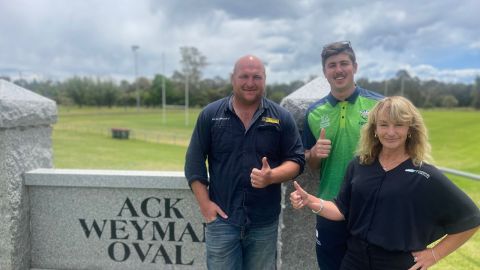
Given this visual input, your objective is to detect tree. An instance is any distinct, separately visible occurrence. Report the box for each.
[177,47,208,108]
[471,76,480,110]
[98,79,118,108]
[16,79,61,103]
[395,69,412,80]
[135,77,152,107]
[117,80,135,106]
[150,74,176,106]
[420,80,438,108]
[195,76,230,106]
[63,77,91,107]
[440,95,459,108]
[179,46,208,85]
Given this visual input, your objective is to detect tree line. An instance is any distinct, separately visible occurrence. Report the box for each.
[358,70,480,109]
[2,46,480,109]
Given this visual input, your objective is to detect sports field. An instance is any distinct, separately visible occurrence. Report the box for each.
[52,106,479,269]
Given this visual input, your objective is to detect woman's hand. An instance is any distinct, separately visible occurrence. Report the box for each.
[290,181,310,209]
[408,248,437,270]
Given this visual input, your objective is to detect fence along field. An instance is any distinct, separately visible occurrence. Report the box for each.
[56,106,194,145]
[53,106,479,269]
[53,106,196,170]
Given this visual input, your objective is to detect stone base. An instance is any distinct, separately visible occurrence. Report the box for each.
[26,169,206,270]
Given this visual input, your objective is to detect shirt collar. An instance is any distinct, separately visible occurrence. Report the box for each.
[227,95,267,112]
[326,86,360,106]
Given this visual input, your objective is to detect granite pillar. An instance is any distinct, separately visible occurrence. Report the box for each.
[279,77,331,269]
[0,79,57,270]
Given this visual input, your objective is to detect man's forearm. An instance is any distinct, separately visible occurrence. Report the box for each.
[190,180,210,207]
[270,161,301,184]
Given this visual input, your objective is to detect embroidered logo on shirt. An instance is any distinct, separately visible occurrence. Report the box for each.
[405,169,430,179]
[359,110,369,120]
[262,117,280,124]
[320,115,330,128]
[212,117,230,121]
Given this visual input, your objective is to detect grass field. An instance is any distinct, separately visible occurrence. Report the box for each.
[52,106,479,269]
[53,106,197,170]
[423,109,480,173]
[420,109,480,269]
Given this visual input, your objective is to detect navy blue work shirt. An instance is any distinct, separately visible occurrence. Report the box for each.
[185,96,305,227]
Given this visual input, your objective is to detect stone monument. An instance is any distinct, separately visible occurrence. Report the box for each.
[0,79,57,270]
[279,77,331,269]
[25,169,206,270]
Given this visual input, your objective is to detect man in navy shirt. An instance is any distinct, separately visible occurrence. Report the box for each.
[185,55,305,270]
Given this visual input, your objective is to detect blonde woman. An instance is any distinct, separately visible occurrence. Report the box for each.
[291,96,479,270]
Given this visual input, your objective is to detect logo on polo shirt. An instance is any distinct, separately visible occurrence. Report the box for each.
[405,169,430,179]
[212,117,230,121]
[262,117,280,124]
[320,115,330,128]
[359,110,369,120]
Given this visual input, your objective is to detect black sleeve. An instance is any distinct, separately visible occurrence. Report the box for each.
[302,112,316,151]
[184,109,211,187]
[280,110,305,175]
[426,166,480,234]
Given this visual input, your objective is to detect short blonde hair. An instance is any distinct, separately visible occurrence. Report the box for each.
[357,96,433,166]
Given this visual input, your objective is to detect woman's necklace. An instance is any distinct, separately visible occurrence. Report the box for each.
[379,153,409,171]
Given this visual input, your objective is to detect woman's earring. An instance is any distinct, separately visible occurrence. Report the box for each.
[374,133,377,138]
[408,133,412,138]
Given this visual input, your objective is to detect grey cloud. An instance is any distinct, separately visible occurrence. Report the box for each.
[1,0,480,83]
[150,0,303,22]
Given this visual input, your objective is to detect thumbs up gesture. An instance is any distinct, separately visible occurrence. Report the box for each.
[311,128,331,159]
[290,181,310,209]
[250,157,272,188]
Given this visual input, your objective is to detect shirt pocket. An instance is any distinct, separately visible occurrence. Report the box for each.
[211,124,235,153]
[255,124,280,157]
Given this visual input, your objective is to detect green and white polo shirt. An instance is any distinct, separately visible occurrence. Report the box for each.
[303,87,383,200]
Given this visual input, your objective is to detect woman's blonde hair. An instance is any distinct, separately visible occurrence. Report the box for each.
[356,96,433,166]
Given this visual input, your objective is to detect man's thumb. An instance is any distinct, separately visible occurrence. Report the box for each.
[262,156,270,169]
[320,128,326,140]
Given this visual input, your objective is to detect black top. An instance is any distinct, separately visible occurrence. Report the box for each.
[185,96,305,227]
[335,157,480,252]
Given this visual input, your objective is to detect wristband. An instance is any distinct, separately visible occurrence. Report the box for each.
[431,248,438,263]
[311,199,324,215]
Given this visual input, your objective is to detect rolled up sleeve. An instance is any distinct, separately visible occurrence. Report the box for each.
[281,111,305,176]
[184,110,210,187]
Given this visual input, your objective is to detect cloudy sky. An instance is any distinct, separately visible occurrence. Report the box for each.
[1,0,479,84]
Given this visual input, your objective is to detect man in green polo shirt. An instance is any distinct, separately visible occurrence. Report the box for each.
[303,41,383,270]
